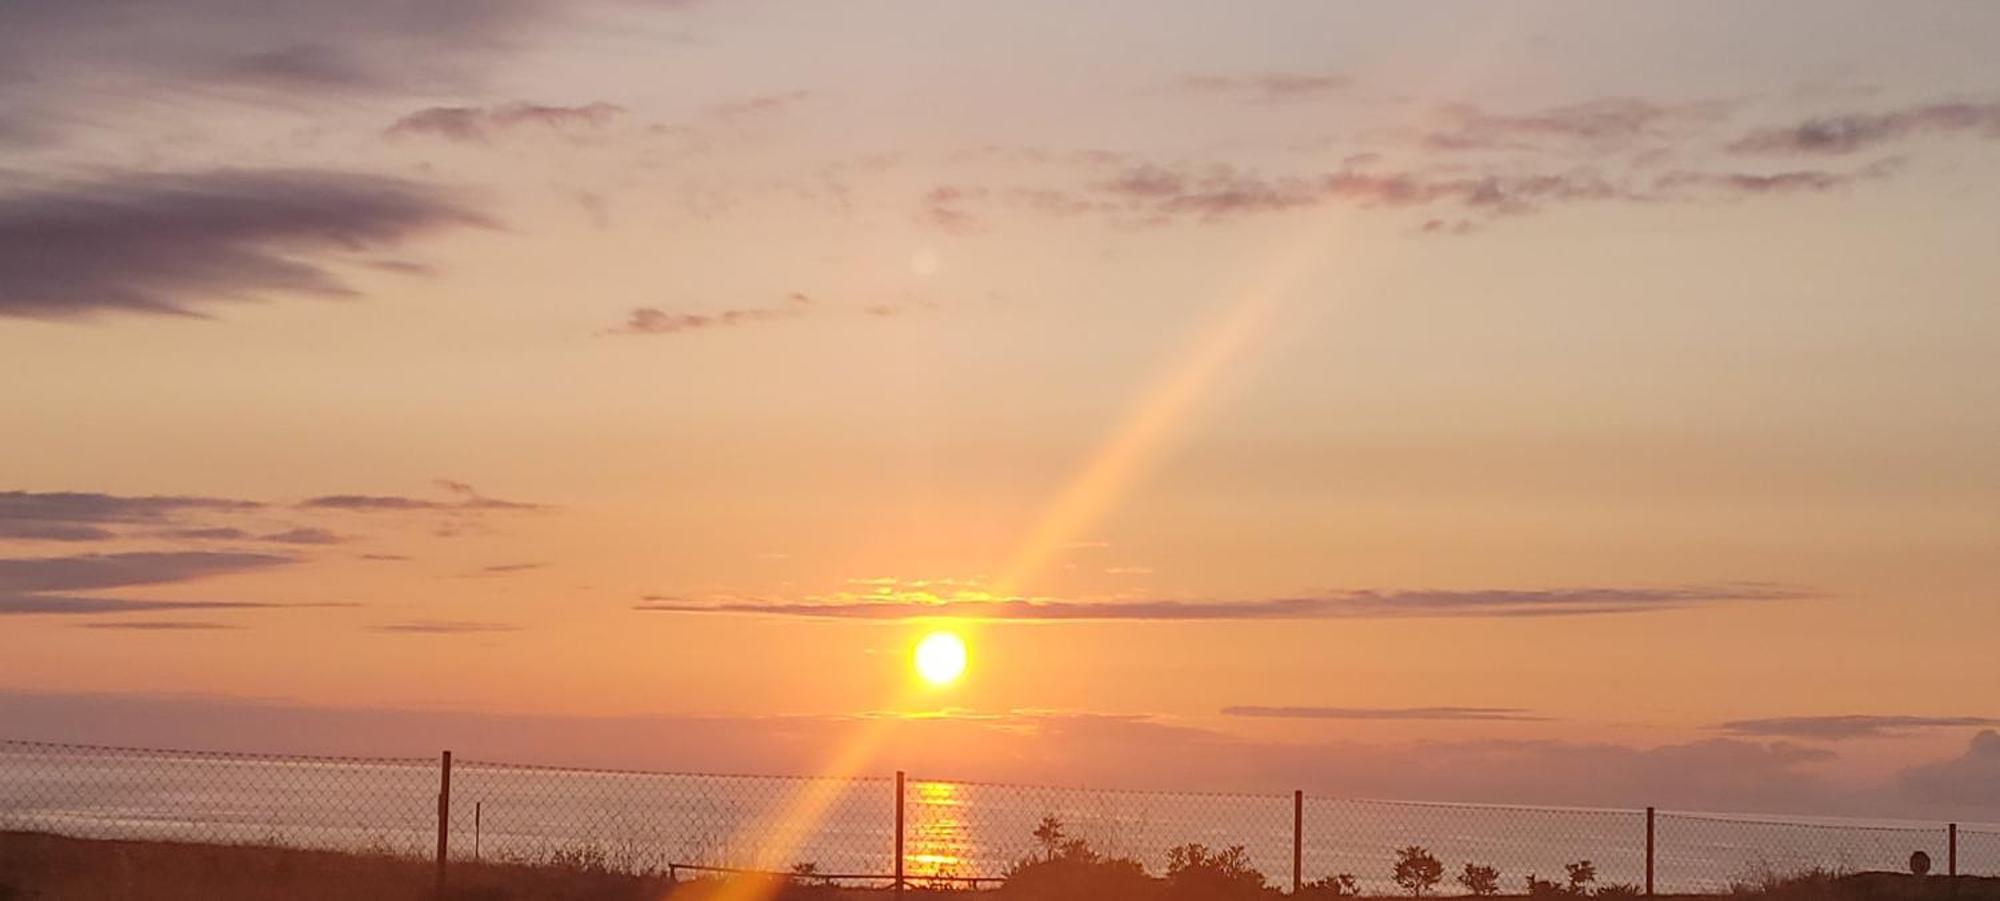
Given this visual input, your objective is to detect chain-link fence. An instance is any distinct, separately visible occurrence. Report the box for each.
[3,738,1996,894]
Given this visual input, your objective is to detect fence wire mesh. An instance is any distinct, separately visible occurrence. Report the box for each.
[3,738,1997,893]
[446,759,892,877]
[0,739,436,855]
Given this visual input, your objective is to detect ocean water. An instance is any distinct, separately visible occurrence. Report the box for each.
[1,742,1988,893]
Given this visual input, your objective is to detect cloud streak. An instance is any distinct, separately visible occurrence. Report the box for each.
[1729,101,2000,156]
[0,169,489,319]
[611,293,814,335]
[386,101,626,142]
[636,584,1808,621]
[1720,715,2000,740]
[1224,706,1549,722]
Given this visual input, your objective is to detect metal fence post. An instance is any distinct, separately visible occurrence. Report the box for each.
[895,770,906,897]
[1949,823,1957,876]
[1645,806,1655,896]
[436,750,452,897]
[1292,790,1303,894]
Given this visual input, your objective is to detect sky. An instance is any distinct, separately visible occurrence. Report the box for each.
[2,0,1998,820]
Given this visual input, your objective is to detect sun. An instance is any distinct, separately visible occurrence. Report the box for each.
[913,631,967,686]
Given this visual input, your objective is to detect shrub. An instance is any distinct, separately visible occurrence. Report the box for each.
[1459,863,1502,897]
[1392,847,1444,897]
[1565,861,1597,895]
[1164,843,1272,901]
[1002,822,1153,901]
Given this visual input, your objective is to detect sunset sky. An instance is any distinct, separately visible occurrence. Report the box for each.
[3,1,1998,819]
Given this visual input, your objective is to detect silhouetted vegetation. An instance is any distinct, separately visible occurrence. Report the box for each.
[1460,864,1502,897]
[1393,847,1445,897]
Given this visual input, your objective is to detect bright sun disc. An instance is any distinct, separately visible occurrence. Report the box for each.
[913,632,967,686]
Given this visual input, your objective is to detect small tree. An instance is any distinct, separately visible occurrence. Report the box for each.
[1033,816,1067,862]
[1565,861,1597,895]
[1392,847,1444,897]
[1459,863,1501,897]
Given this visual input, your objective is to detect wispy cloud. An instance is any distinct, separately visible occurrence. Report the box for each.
[0,169,489,319]
[1224,706,1549,722]
[298,482,540,512]
[0,550,298,616]
[636,584,1808,621]
[77,620,240,631]
[610,292,814,335]
[1421,98,1725,153]
[386,101,626,142]
[1720,715,2000,740]
[0,551,294,594]
[0,491,264,542]
[1729,101,2000,156]
[1174,72,1348,103]
[372,620,520,634]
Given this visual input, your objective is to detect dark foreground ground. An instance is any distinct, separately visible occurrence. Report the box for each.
[4,832,1998,901]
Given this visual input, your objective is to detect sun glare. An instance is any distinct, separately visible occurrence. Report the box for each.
[913,631,967,686]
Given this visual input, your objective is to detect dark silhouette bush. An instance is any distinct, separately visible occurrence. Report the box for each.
[1392,847,1444,897]
[1162,844,1273,901]
[1459,863,1502,896]
[1000,818,1153,901]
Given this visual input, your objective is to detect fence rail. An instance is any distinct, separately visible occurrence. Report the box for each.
[1,738,1993,895]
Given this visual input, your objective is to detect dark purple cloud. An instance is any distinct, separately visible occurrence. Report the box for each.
[1729,101,2000,155]
[1721,715,2000,740]
[0,491,263,532]
[636,584,1809,621]
[386,101,625,142]
[0,551,294,594]
[1224,706,1548,722]
[0,169,489,319]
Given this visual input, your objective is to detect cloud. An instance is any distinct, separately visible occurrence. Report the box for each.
[1720,715,2000,740]
[0,551,294,594]
[611,292,814,335]
[298,483,540,512]
[1729,101,2000,156]
[0,550,297,616]
[1175,72,1348,103]
[386,101,625,142]
[76,621,239,631]
[257,527,343,545]
[1224,706,1549,722]
[0,169,489,319]
[1422,98,1724,152]
[477,562,546,574]
[0,595,279,615]
[1897,730,2000,814]
[372,619,520,634]
[0,491,263,541]
[636,584,1807,621]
